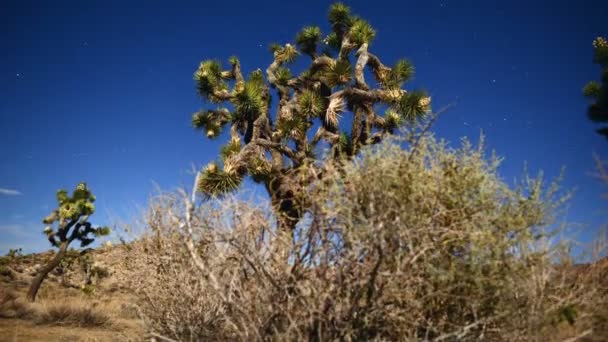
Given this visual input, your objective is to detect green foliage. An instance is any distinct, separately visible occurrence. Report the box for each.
[322,60,352,87]
[383,59,414,89]
[228,55,239,66]
[194,60,228,103]
[81,284,95,296]
[273,44,299,64]
[383,109,402,129]
[220,138,242,161]
[397,90,431,122]
[296,26,322,57]
[323,32,341,51]
[91,265,110,279]
[276,115,308,139]
[269,43,282,54]
[298,89,323,117]
[42,183,109,248]
[349,18,376,45]
[196,163,243,198]
[234,78,265,120]
[5,248,22,259]
[247,157,272,183]
[558,304,578,325]
[94,226,111,237]
[191,110,211,129]
[584,37,608,138]
[583,81,601,98]
[328,2,353,36]
[337,132,352,155]
[275,67,292,86]
[0,265,11,277]
[44,183,97,223]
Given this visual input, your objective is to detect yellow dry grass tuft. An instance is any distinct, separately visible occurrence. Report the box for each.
[33,298,112,327]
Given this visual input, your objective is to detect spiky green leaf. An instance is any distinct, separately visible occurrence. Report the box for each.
[193,60,228,102]
[274,44,299,64]
[298,89,324,117]
[583,81,601,98]
[322,60,352,87]
[323,32,342,50]
[192,111,211,129]
[296,26,322,56]
[384,59,414,89]
[328,2,352,35]
[276,115,308,139]
[275,67,292,86]
[220,138,242,161]
[349,18,376,45]
[397,90,431,122]
[197,165,243,197]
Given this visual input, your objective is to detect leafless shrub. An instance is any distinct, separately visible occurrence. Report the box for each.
[125,134,608,341]
[0,287,35,319]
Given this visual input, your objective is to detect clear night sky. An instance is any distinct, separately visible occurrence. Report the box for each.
[1,0,607,253]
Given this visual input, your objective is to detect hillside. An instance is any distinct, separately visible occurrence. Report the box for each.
[0,245,143,341]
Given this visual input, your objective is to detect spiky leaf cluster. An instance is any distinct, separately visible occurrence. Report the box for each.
[220,137,242,161]
[42,183,110,248]
[296,26,322,57]
[275,67,292,86]
[383,59,415,89]
[298,89,324,117]
[190,3,432,208]
[276,115,308,139]
[322,60,352,87]
[398,90,432,123]
[584,36,608,138]
[197,163,242,198]
[235,75,265,120]
[194,60,228,103]
[349,18,376,45]
[328,2,353,38]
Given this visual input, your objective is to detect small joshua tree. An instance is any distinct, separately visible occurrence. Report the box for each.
[584,36,608,139]
[191,3,431,231]
[27,182,110,302]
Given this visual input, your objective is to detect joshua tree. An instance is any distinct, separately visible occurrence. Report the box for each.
[27,182,110,302]
[584,36,608,139]
[191,3,431,231]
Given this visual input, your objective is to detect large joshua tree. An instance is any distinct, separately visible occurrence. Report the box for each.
[584,36,608,139]
[27,183,110,302]
[191,3,431,231]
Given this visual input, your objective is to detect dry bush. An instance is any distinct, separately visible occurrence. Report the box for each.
[0,287,35,319]
[33,297,112,327]
[125,133,608,341]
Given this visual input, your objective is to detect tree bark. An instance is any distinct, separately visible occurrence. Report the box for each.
[27,241,69,302]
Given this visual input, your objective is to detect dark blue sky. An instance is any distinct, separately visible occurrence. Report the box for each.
[1,0,607,253]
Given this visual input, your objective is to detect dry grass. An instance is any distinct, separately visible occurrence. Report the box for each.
[33,298,112,328]
[123,133,608,341]
[1,287,111,328]
[0,287,35,320]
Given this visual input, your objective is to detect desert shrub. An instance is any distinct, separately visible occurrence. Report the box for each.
[0,265,13,278]
[91,265,110,279]
[6,248,23,258]
[125,134,607,341]
[0,288,35,319]
[34,298,111,327]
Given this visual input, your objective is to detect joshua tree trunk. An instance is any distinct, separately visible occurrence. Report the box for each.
[266,176,302,233]
[27,241,68,302]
